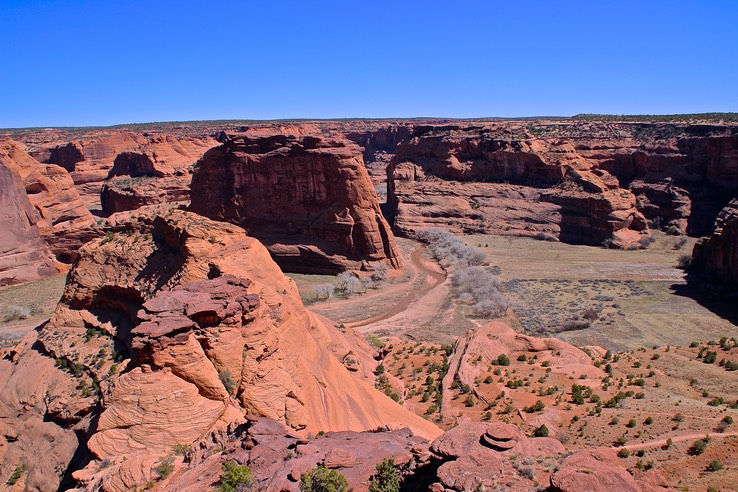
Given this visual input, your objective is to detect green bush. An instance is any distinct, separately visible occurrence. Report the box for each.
[155,456,174,479]
[689,439,707,455]
[6,464,27,486]
[219,370,237,394]
[533,424,549,437]
[707,460,723,472]
[617,448,630,458]
[368,459,401,492]
[218,461,254,492]
[300,465,349,492]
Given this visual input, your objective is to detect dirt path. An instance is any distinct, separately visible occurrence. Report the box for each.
[615,431,738,451]
[345,245,446,328]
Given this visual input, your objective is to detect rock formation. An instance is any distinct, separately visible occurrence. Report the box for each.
[0,143,60,285]
[441,322,605,417]
[388,126,650,248]
[0,210,437,491]
[0,138,97,264]
[190,134,402,273]
[692,199,738,283]
[388,123,738,245]
[31,132,217,211]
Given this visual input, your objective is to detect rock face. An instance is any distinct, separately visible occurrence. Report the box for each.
[692,199,738,283]
[190,134,402,273]
[0,143,60,285]
[0,138,96,264]
[388,126,649,248]
[0,210,438,492]
[388,123,738,245]
[33,132,217,211]
[165,417,432,492]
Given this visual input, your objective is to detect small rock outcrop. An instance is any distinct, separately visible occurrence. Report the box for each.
[190,134,402,273]
[428,421,565,491]
[692,199,738,283]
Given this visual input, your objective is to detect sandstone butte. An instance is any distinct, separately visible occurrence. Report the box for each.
[30,131,218,210]
[387,123,738,249]
[189,133,402,274]
[0,209,438,492]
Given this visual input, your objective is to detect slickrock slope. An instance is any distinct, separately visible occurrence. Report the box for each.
[692,198,738,283]
[190,134,402,274]
[0,210,437,492]
[389,123,738,245]
[0,147,60,285]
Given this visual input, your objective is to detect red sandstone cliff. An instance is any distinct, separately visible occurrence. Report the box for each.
[692,199,738,283]
[190,134,402,274]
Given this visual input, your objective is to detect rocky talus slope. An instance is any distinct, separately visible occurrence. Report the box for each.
[0,210,437,492]
[190,134,401,273]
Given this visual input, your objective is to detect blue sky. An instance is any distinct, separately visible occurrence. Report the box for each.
[1,0,737,127]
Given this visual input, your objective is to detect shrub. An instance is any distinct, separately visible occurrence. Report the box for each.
[525,400,545,413]
[300,465,349,492]
[155,456,174,479]
[368,459,401,492]
[689,439,707,455]
[626,419,637,428]
[644,417,654,425]
[533,424,549,437]
[2,305,30,322]
[464,395,475,407]
[315,283,334,300]
[493,354,510,366]
[6,464,27,486]
[707,460,723,472]
[677,254,692,269]
[371,264,391,282]
[617,448,630,458]
[218,461,254,492]
[219,370,237,395]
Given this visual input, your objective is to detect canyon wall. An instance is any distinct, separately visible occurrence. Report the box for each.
[388,123,738,247]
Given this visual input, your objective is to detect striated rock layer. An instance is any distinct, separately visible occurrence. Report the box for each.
[692,199,738,283]
[0,143,61,285]
[190,134,402,273]
[32,131,217,211]
[0,210,437,492]
[388,123,738,245]
[0,138,97,264]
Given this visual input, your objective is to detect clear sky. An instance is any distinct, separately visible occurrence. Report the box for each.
[1,0,737,127]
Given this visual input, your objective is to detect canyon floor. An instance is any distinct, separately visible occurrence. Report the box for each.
[293,232,737,350]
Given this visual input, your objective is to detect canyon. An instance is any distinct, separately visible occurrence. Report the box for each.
[0,116,736,491]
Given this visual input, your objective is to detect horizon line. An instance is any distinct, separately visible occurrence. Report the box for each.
[3,112,738,131]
